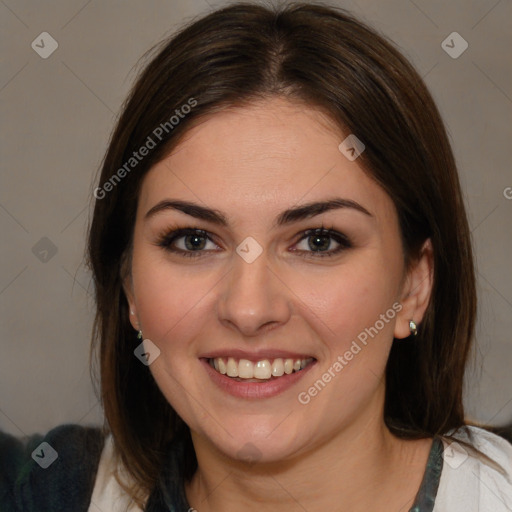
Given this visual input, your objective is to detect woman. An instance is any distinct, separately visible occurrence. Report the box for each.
[2,2,511,511]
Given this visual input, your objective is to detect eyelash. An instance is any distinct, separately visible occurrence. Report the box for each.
[155,225,352,259]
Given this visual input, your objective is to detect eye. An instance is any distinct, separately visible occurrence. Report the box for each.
[155,226,352,259]
[155,228,220,258]
[292,228,352,258]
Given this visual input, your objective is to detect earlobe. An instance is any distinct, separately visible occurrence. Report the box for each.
[394,238,434,339]
[126,297,140,332]
[121,274,139,332]
[120,251,140,332]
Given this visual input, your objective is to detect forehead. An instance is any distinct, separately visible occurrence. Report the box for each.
[138,98,395,226]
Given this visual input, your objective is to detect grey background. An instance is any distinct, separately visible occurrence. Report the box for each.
[1,0,511,437]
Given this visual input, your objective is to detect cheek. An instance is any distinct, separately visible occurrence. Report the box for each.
[297,256,399,347]
[131,252,217,348]
[292,260,400,420]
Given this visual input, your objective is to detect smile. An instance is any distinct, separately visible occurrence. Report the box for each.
[208,357,315,380]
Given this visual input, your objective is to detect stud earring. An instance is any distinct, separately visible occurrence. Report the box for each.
[409,320,418,336]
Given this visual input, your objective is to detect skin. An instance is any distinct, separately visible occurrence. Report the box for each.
[124,97,434,511]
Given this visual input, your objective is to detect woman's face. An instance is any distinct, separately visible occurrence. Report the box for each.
[125,97,428,463]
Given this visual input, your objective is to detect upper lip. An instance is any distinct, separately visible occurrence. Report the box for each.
[200,349,316,362]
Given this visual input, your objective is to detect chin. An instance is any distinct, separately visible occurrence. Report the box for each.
[202,420,306,464]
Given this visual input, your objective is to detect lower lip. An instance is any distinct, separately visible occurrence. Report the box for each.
[201,358,316,399]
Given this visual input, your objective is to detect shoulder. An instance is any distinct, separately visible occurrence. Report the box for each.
[434,425,512,512]
[90,431,189,511]
[90,433,145,511]
[0,423,105,512]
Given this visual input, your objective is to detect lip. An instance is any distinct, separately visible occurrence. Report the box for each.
[200,349,315,363]
[200,357,317,399]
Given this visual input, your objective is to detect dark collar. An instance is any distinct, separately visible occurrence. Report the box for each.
[409,436,444,512]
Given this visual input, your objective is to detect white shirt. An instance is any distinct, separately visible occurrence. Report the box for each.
[88,433,144,512]
[88,425,512,512]
[433,426,512,511]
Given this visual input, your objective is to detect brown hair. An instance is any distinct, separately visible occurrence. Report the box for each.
[87,1,476,506]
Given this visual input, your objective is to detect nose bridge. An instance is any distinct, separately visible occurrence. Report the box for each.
[217,245,290,335]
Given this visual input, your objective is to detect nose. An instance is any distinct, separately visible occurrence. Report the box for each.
[216,248,292,337]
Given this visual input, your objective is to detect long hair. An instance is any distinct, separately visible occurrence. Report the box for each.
[86,2,476,506]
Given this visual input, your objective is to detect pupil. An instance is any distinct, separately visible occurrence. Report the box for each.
[186,235,205,250]
[310,235,329,251]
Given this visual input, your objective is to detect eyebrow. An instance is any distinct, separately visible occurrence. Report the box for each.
[144,197,373,227]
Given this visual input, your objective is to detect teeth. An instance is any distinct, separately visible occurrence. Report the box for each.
[254,360,271,379]
[226,357,238,377]
[238,359,253,379]
[209,357,313,380]
[271,358,284,377]
[218,358,227,375]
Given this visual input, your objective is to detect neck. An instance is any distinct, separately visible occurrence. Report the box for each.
[185,388,431,512]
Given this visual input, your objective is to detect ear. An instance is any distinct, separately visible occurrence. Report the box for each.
[394,238,434,339]
[120,251,139,332]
